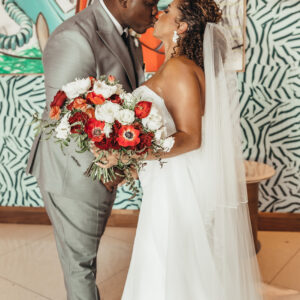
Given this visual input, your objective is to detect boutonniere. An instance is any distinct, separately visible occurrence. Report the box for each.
[129,29,141,48]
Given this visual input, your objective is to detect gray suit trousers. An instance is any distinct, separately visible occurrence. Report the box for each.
[40,187,116,300]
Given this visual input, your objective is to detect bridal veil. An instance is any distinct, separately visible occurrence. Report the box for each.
[163,23,263,299]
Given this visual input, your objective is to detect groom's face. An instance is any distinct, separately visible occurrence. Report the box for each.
[124,0,159,34]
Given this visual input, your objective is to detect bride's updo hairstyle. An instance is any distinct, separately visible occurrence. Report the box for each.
[173,0,222,69]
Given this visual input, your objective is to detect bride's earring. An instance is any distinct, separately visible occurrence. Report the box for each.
[172,31,179,43]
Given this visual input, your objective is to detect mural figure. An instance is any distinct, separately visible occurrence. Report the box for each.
[0,0,76,74]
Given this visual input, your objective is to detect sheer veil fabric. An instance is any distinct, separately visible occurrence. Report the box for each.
[121,23,263,300]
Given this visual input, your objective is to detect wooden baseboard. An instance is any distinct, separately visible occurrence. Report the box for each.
[0,207,50,225]
[258,212,300,232]
[0,207,299,231]
[0,206,139,227]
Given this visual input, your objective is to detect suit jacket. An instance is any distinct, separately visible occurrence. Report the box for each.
[26,0,145,200]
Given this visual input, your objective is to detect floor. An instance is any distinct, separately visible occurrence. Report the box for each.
[0,224,300,300]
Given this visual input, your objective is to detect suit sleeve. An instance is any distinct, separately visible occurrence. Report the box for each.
[42,30,96,116]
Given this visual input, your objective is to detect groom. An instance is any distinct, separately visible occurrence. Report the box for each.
[26,0,158,299]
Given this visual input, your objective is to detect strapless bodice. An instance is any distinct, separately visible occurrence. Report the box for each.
[132,85,177,137]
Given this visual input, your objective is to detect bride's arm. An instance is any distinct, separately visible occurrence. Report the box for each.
[144,58,204,160]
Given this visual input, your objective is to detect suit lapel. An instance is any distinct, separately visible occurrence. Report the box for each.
[92,1,137,89]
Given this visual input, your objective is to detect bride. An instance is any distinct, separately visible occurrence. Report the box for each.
[98,0,263,298]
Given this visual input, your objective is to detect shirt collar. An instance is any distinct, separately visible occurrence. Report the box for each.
[99,0,128,36]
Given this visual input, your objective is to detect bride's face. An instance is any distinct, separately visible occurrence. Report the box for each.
[153,0,181,41]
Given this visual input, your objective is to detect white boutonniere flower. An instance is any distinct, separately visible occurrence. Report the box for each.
[129,29,141,48]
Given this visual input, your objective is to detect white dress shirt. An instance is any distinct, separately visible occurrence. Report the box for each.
[99,0,128,36]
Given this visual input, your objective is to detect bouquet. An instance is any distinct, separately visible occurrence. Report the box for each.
[32,75,174,192]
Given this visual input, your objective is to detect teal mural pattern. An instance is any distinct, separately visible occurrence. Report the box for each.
[0,0,299,211]
[238,0,300,212]
[0,75,44,206]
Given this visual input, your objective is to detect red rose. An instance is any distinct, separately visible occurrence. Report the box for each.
[117,125,140,147]
[95,137,121,150]
[134,101,152,119]
[95,138,111,150]
[132,122,143,131]
[136,132,154,154]
[109,94,123,105]
[68,111,89,134]
[84,118,106,142]
[66,101,74,111]
[113,120,122,133]
[50,90,67,108]
[86,92,105,105]
[140,132,154,147]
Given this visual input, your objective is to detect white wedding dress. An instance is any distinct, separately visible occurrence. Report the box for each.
[121,24,263,300]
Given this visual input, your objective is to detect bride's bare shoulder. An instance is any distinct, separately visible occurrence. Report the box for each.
[159,56,204,95]
[165,55,203,72]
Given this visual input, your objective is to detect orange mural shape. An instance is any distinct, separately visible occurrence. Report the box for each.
[140,27,165,73]
[76,0,88,13]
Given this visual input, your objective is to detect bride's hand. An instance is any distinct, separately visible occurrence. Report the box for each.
[91,145,131,169]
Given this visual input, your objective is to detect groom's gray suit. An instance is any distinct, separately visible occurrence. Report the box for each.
[26,1,144,299]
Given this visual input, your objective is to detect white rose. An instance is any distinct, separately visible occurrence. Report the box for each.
[62,82,79,99]
[142,106,163,131]
[55,113,70,140]
[115,109,135,125]
[162,137,175,152]
[93,80,117,98]
[62,78,91,99]
[120,92,136,107]
[103,123,112,137]
[154,127,167,142]
[75,78,91,94]
[95,101,121,123]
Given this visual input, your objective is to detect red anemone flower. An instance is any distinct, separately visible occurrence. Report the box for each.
[84,118,106,142]
[117,125,140,147]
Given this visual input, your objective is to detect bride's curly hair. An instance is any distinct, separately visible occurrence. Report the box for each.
[172,0,222,69]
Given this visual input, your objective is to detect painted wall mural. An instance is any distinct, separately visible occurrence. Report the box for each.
[0,0,299,212]
[238,0,300,212]
[0,0,76,74]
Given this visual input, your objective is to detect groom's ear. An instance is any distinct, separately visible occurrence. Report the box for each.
[119,0,128,8]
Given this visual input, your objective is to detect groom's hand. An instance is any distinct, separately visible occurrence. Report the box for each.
[92,148,130,169]
[91,146,118,169]
[101,167,125,193]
